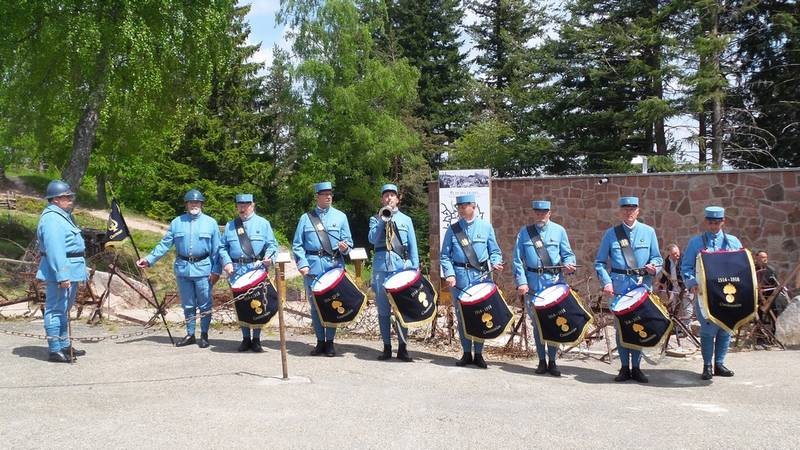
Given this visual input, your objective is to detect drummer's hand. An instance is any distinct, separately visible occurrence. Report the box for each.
[300,266,310,277]
[223,263,234,275]
[337,241,349,252]
[563,263,576,275]
[58,280,71,289]
[446,276,456,288]
[517,284,529,296]
[136,258,150,269]
[492,263,504,272]
[602,283,614,297]
[644,264,657,275]
[262,257,273,268]
[209,273,220,285]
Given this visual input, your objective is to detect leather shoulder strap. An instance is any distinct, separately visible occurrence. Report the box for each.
[526,225,554,267]
[451,222,482,271]
[307,211,335,256]
[614,224,639,269]
[233,217,256,258]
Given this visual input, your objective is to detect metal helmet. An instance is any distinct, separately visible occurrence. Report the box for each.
[45,180,75,199]
[183,189,206,202]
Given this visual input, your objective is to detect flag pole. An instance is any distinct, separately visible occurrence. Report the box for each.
[112,198,175,345]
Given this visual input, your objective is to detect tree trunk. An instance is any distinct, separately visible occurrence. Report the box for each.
[710,6,724,168]
[62,86,104,193]
[96,172,107,206]
[698,111,707,167]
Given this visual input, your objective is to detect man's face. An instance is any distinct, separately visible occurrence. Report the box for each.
[457,202,475,220]
[316,190,333,209]
[705,217,724,234]
[52,194,75,212]
[186,201,203,215]
[669,247,680,260]
[756,252,769,265]
[237,202,255,219]
[533,209,551,226]
[381,191,399,209]
[619,205,639,223]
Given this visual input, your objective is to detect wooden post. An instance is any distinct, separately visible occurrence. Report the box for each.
[275,259,290,379]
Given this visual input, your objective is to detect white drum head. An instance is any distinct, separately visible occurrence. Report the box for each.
[313,267,345,291]
[612,286,647,312]
[383,270,419,290]
[533,284,569,308]
[230,267,266,289]
[459,282,494,302]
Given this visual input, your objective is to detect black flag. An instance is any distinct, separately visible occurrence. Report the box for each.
[105,198,130,247]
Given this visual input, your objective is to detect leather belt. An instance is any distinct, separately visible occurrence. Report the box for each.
[611,268,646,276]
[304,248,337,257]
[178,253,210,263]
[527,266,560,275]
[453,261,486,270]
[41,252,85,258]
[234,256,260,263]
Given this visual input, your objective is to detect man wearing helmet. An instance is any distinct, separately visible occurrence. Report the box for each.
[36,180,87,363]
[137,189,222,348]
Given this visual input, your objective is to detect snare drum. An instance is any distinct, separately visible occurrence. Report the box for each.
[311,267,367,328]
[383,269,437,329]
[697,248,758,333]
[611,285,672,350]
[531,284,592,346]
[457,282,513,341]
[229,267,279,328]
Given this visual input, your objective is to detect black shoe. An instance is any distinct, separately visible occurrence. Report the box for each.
[198,332,209,349]
[548,360,562,377]
[615,367,631,382]
[62,346,86,357]
[473,353,488,369]
[325,340,335,357]
[456,352,473,367]
[238,337,252,352]
[701,365,713,380]
[631,367,649,383]
[714,364,734,377]
[250,338,263,353]
[396,344,413,362]
[176,335,196,347]
[534,359,548,374]
[310,340,325,356]
[377,345,392,361]
[48,351,71,363]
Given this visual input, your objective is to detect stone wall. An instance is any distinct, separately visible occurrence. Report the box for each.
[428,169,800,301]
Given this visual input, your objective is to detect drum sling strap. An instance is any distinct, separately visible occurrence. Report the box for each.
[385,221,408,260]
[614,224,640,271]
[451,222,485,272]
[307,210,336,257]
[526,225,554,268]
[703,232,730,251]
[233,217,265,260]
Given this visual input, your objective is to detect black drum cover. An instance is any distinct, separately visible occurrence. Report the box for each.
[312,269,367,328]
[532,285,592,346]
[697,248,758,333]
[458,282,514,341]
[233,280,279,328]
[384,270,438,329]
[612,287,672,350]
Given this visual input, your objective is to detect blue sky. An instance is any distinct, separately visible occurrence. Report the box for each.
[241,1,287,68]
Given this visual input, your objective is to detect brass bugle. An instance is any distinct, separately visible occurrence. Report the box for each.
[379,206,393,222]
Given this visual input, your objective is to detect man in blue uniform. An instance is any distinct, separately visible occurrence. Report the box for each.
[440,193,504,369]
[212,194,278,353]
[595,196,662,383]
[513,200,576,377]
[681,206,742,380]
[292,182,353,357]
[137,189,222,348]
[36,180,88,363]
[368,184,420,362]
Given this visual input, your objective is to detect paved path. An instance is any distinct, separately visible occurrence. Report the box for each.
[0,321,797,449]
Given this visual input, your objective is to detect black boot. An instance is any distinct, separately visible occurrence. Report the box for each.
[238,337,252,352]
[198,332,209,348]
[630,367,649,383]
[62,346,86,357]
[473,353,488,369]
[547,360,562,377]
[714,364,734,377]
[48,351,71,363]
[701,365,713,380]
[325,340,336,357]
[396,344,413,362]
[250,338,264,353]
[176,335,196,347]
[534,359,548,374]
[377,345,392,361]
[614,367,631,382]
[456,352,473,367]
[310,340,325,356]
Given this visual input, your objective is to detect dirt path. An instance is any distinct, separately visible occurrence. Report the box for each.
[83,208,168,233]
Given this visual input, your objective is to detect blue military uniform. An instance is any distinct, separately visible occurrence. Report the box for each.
[292,182,353,354]
[368,184,420,360]
[512,200,576,374]
[145,192,221,345]
[36,182,87,361]
[595,197,662,381]
[440,194,503,364]
[215,194,278,350]
[681,206,742,379]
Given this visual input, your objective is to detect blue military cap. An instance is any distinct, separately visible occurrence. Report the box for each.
[619,196,639,207]
[314,181,333,193]
[455,194,476,205]
[381,183,398,194]
[532,200,551,210]
[705,206,725,219]
[235,193,253,203]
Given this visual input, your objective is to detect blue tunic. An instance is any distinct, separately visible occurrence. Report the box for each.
[440,217,503,289]
[512,221,576,292]
[594,221,662,295]
[292,206,353,277]
[145,212,221,278]
[368,210,419,273]
[215,213,278,273]
[36,204,87,282]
